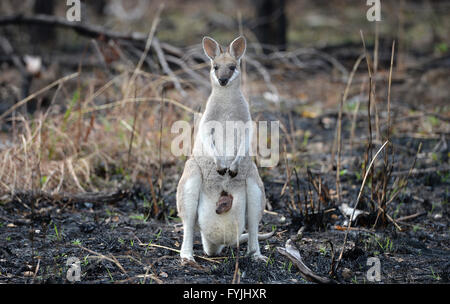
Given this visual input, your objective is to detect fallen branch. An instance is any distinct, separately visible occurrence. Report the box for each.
[0,14,149,44]
[277,239,337,284]
[9,189,129,205]
[0,14,193,96]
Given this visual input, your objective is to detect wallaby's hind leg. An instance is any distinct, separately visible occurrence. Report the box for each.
[201,233,225,256]
[176,158,202,261]
[246,174,267,261]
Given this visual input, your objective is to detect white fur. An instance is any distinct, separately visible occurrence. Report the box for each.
[197,186,246,246]
[210,68,221,87]
[227,68,240,85]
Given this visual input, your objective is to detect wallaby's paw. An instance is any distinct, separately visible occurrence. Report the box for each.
[217,168,228,176]
[228,169,238,178]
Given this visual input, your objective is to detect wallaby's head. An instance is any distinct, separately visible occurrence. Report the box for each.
[202,36,246,88]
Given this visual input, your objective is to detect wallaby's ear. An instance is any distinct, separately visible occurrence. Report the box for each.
[202,36,221,60]
[229,36,246,61]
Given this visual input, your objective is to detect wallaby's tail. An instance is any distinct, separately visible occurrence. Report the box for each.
[234,230,275,247]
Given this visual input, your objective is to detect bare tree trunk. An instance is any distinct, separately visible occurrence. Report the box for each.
[252,0,287,52]
[31,0,55,44]
[91,0,106,16]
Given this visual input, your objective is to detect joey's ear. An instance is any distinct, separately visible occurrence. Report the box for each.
[229,36,246,61]
[202,36,221,60]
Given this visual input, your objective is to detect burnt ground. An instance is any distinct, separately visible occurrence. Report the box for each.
[0,106,448,284]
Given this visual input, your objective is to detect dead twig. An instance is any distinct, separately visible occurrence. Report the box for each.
[124,3,163,100]
[334,141,389,273]
[135,238,220,264]
[0,72,79,123]
[396,212,426,222]
[277,239,337,284]
[336,54,364,202]
[78,245,128,276]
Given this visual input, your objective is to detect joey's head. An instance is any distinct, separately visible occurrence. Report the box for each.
[202,36,246,88]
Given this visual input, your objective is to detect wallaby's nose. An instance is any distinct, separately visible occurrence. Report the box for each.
[219,78,228,86]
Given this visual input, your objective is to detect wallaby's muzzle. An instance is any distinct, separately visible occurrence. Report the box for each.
[218,78,228,86]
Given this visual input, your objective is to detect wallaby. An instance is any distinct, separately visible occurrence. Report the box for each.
[176,36,273,263]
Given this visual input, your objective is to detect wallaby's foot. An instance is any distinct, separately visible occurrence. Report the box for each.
[180,251,195,263]
[249,252,268,263]
[181,257,198,267]
[228,169,238,178]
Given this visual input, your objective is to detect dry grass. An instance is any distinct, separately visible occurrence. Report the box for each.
[0,70,189,196]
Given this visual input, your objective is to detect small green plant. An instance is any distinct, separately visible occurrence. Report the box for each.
[430,267,441,281]
[62,88,80,131]
[53,223,62,242]
[435,42,448,54]
[427,116,439,128]
[319,246,327,256]
[72,239,82,246]
[430,266,441,281]
[154,229,162,241]
[265,247,276,267]
[130,214,147,221]
[266,255,274,267]
[437,171,449,183]
[384,238,393,252]
[106,267,114,282]
[40,175,48,187]
[82,255,89,266]
[302,130,311,149]
[393,205,400,218]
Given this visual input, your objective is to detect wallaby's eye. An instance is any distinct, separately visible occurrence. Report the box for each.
[229,66,236,71]
[214,65,219,71]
